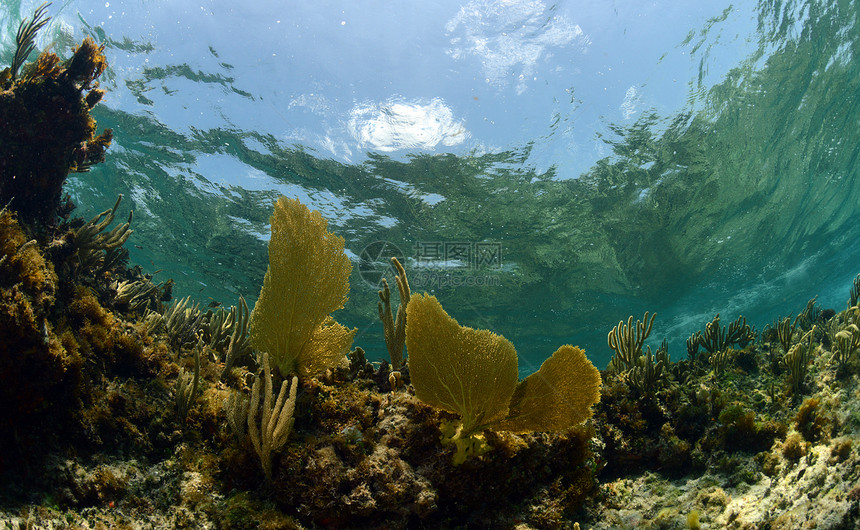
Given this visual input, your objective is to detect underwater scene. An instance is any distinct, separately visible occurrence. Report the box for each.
[2,0,860,528]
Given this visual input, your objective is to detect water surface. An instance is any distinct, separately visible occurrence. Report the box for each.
[2,0,857,371]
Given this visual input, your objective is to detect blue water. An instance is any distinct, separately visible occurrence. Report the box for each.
[3,0,858,372]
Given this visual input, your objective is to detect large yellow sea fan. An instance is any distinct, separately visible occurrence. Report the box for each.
[406,293,603,464]
[406,293,519,436]
[497,344,602,433]
[249,197,355,378]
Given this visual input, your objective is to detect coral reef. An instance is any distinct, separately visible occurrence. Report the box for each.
[2,176,860,530]
[3,11,860,529]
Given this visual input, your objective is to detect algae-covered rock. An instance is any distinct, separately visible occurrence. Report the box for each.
[1,36,112,228]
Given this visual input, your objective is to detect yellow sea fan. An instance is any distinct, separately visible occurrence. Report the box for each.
[407,294,602,435]
[249,197,355,378]
[497,345,602,433]
[406,293,518,436]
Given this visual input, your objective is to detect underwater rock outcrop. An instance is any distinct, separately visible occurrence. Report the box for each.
[0,13,153,479]
[0,5,112,229]
[0,204,67,451]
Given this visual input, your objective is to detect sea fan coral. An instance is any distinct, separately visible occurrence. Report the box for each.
[249,196,356,378]
[406,292,519,437]
[406,293,601,463]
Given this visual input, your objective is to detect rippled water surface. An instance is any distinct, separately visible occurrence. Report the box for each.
[2,0,858,371]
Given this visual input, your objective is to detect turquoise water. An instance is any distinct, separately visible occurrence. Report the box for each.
[2,0,858,371]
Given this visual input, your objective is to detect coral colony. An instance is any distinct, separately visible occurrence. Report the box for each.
[2,4,860,528]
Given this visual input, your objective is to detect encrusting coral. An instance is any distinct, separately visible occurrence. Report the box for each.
[249,196,356,378]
